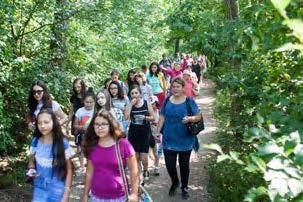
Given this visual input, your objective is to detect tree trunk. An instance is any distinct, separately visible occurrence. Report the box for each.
[224,0,241,131]
[224,0,239,20]
[50,0,68,68]
[174,38,180,55]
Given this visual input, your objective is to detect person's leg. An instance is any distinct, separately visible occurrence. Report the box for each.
[135,152,142,173]
[141,152,149,180]
[178,150,192,199]
[163,149,179,196]
[151,145,160,176]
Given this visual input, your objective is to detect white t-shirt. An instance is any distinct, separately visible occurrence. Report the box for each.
[34,101,60,118]
[140,84,152,101]
[75,107,94,130]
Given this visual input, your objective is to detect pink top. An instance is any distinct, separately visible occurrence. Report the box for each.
[160,65,186,80]
[89,138,135,199]
[184,79,195,98]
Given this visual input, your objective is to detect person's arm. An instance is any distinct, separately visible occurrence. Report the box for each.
[182,99,202,123]
[124,98,136,121]
[61,160,73,202]
[82,160,94,202]
[147,85,153,98]
[160,65,172,76]
[156,114,165,134]
[73,117,84,131]
[182,113,202,124]
[28,154,35,169]
[126,155,139,202]
[192,82,199,96]
[55,107,68,126]
[145,102,155,122]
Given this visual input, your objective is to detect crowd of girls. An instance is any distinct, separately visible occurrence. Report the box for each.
[26,53,207,201]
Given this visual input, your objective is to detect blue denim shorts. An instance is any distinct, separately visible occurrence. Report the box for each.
[32,177,65,202]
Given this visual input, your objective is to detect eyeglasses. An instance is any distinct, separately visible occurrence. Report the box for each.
[110,87,118,90]
[94,123,109,128]
[32,90,44,95]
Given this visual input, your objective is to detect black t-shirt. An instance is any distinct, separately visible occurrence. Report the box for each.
[70,95,84,113]
[192,64,201,76]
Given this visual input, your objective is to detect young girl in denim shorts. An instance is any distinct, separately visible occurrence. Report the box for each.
[27,109,74,201]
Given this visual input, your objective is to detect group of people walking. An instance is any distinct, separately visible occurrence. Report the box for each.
[26,53,207,201]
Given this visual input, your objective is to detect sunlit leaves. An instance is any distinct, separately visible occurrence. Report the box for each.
[271,0,291,18]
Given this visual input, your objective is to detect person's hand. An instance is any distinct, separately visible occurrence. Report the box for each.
[155,133,162,143]
[82,194,89,202]
[28,122,35,131]
[61,195,69,202]
[130,98,137,106]
[128,193,138,202]
[182,116,191,124]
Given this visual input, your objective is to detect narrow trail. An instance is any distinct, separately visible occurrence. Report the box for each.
[69,79,217,202]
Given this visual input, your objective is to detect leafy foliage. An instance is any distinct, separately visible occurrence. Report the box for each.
[0,0,170,155]
[196,0,303,201]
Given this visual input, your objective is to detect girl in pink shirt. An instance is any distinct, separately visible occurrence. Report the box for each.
[160,62,186,81]
[83,110,139,202]
[183,70,199,98]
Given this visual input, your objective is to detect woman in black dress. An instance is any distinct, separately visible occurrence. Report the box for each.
[125,85,155,181]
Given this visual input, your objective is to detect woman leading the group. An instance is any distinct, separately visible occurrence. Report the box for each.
[156,77,202,200]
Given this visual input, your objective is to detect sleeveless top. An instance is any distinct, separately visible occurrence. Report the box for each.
[130,100,149,126]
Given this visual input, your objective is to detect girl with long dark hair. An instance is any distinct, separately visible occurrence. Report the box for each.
[27,80,68,130]
[27,109,74,201]
[73,87,96,173]
[67,78,86,135]
[146,62,167,107]
[96,89,127,133]
[125,69,137,98]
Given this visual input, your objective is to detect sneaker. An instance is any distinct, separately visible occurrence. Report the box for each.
[181,187,189,200]
[143,170,149,181]
[168,182,179,196]
[154,167,160,176]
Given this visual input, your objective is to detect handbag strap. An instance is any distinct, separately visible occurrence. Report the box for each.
[185,97,193,116]
[114,139,130,198]
[185,97,203,120]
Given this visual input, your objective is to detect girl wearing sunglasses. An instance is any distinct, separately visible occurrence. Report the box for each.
[27,80,68,131]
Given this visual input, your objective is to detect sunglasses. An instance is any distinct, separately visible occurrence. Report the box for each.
[32,90,44,95]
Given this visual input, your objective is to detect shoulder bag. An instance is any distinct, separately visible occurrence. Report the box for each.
[185,97,205,136]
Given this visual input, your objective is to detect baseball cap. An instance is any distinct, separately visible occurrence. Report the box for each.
[183,69,191,75]
[150,96,159,104]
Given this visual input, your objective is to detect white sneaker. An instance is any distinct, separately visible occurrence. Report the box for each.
[154,167,160,176]
[143,170,149,181]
